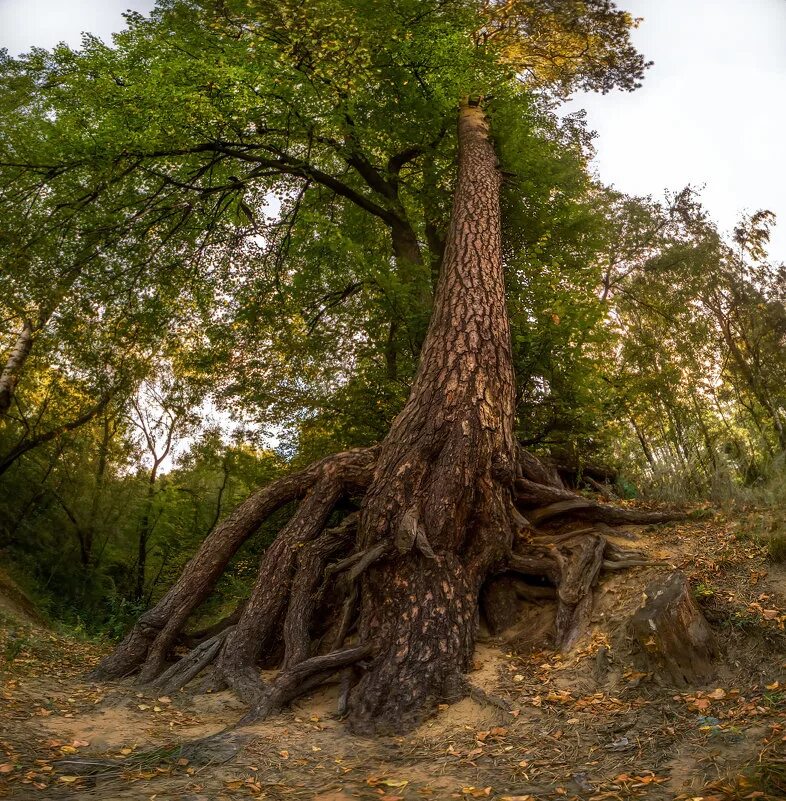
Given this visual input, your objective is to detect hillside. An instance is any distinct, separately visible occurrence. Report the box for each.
[1,511,784,800]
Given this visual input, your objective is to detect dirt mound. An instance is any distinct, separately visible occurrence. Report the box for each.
[0,567,45,628]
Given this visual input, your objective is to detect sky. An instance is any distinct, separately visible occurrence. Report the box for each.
[1,0,785,260]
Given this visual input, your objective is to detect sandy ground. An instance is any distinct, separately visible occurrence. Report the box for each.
[1,513,785,800]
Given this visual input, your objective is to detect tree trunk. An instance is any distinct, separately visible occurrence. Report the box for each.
[631,571,717,687]
[92,101,679,736]
[346,100,517,733]
[0,319,34,418]
[134,472,157,602]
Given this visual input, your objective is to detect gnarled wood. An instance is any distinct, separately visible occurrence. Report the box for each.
[214,477,345,698]
[515,477,684,525]
[90,447,376,682]
[554,534,606,650]
[238,644,373,726]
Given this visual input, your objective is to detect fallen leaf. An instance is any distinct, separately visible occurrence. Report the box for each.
[381,779,409,788]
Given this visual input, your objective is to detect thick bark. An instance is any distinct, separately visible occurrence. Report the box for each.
[347,101,517,733]
[0,319,34,418]
[89,447,376,681]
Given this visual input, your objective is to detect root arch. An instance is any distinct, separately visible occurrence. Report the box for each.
[90,440,681,733]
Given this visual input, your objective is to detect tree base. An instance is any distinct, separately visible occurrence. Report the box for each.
[90,444,684,734]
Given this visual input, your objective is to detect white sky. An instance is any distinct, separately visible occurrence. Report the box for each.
[1,0,785,261]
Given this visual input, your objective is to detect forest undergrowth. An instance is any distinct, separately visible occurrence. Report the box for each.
[2,509,784,801]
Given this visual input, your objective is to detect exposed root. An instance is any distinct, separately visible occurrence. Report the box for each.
[326,541,389,584]
[515,477,685,526]
[90,442,685,735]
[150,627,235,696]
[236,644,373,727]
[90,447,377,683]
[505,507,672,652]
[283,514,357,669]
[553,534,605,650]
[517,445,565,489]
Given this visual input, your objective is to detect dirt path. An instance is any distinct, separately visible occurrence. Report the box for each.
[1,515,785,800]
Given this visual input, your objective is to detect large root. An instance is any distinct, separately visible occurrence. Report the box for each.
[514,476,685,526]
[91,440,680,736]
[89,447,376,682]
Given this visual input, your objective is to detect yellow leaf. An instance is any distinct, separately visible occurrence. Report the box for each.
[58,776,80,783]
[707,688,726,699]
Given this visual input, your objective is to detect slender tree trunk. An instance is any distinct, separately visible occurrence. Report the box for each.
[630,415,655,466]
[0,319,34,418]
[718,315,786,450]
[134,469,158,602]
[391,221,432,352]
[83,414,113,564]
[346,100,517,733]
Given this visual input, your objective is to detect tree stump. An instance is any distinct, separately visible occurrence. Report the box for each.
[631,572,717,687]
